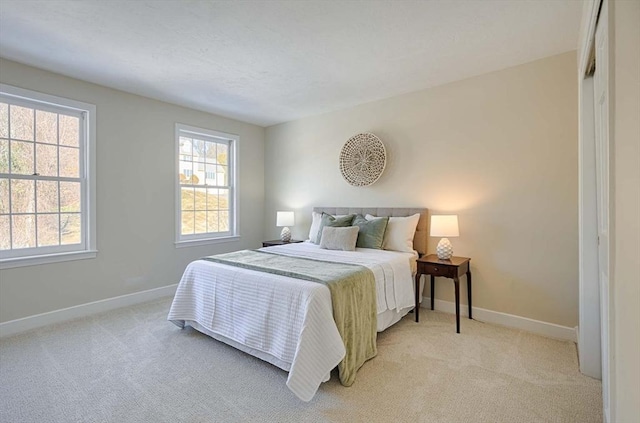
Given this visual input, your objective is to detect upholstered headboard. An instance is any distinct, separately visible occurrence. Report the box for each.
[313,207,429,256]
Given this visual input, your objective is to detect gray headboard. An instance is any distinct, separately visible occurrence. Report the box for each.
[313,207,429,256]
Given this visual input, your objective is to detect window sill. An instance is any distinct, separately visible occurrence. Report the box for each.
[0,250,98,270]
[175,236,241,249]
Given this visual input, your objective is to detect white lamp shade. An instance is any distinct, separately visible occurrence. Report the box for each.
[276,211,295,227]
[430,215,459,237]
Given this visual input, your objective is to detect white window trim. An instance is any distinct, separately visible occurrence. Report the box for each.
[0,84,97,269]
[174,123,239,247]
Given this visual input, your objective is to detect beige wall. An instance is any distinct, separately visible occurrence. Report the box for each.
[265,52,579,328]
[611,0,640,420]
[0,59,265,323]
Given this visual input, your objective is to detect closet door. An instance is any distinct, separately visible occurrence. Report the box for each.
[593,1,610,420]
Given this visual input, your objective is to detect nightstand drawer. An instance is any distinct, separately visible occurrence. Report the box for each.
[422,263,453,277]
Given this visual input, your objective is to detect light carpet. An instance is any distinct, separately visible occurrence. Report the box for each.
[0,298,601,422]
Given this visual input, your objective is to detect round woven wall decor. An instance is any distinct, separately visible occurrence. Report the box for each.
[339,133,387,187]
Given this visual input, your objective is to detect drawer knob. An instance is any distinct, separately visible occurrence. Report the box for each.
[434,267,438,271]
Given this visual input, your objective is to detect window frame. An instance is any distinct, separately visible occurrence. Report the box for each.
[0,84,97,269]
[174,123,239,247]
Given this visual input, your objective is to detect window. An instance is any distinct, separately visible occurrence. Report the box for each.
[0,84,96,268]
[176,123,238,246]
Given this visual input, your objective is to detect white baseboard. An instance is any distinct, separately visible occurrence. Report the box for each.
[422,296,578,342]
[0,284,177,338]
[0,287,576,342]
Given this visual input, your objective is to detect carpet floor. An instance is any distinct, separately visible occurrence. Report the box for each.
[0,298,601,423]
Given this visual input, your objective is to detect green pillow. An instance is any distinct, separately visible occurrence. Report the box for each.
[313,213,356,244]
[353,214,389,249]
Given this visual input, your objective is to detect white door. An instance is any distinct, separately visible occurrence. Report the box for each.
[593,2,610,421]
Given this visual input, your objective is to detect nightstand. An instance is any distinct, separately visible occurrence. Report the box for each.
[262,239,304,247]
[415,254,472,333]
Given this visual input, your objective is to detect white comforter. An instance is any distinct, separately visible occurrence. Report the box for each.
[167,242,415,401]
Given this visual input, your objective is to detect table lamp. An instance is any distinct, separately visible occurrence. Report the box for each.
[276,211,295,242]
[430,215,459,260]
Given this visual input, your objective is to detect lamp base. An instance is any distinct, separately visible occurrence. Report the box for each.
[436,238,453,260]
[280,227,291,242]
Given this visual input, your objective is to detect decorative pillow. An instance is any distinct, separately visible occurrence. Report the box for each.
[353,214,389,249]
[308,212,348,241]
[313,213,355,244]
[365,213,420,253]
[319,226,359,251]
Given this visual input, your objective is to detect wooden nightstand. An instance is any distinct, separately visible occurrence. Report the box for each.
[262,239,304,248]
[415,254,472,333]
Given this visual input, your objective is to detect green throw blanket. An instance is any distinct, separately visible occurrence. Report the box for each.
[201,249,377,387]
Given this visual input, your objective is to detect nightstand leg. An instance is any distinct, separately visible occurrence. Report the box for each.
[454,277,460,333]
[467,271,472,320]
[414,273,420,322]
[430,275,435,310]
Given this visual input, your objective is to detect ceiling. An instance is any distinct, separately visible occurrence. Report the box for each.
[0,1,582,127]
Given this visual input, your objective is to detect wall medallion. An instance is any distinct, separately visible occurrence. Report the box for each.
[339,133,387,186]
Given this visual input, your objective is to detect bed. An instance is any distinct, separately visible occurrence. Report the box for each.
[168,207,428,401]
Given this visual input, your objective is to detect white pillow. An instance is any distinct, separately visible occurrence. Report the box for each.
[319,226,359,251]
[308,211,322,241]
[365,213,420,253]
